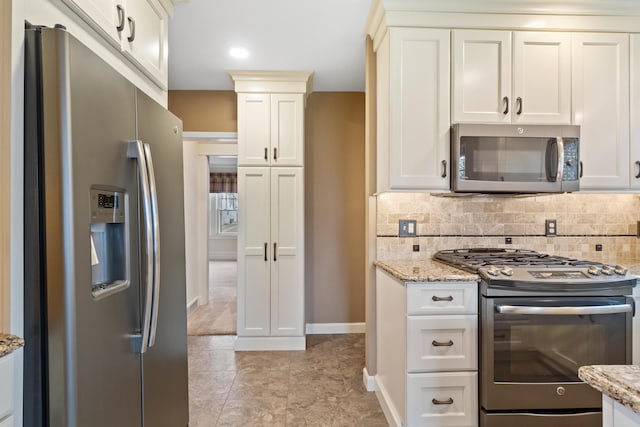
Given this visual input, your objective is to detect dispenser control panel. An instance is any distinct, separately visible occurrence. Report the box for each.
[91,189,125,224]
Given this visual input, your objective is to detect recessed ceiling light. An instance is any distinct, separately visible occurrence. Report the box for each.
[229,47,249,59]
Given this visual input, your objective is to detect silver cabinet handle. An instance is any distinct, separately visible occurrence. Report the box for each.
[635,161,640,179]
[516,97,523,115]
[579,161,584,178]
[116,5,125,32]
[127,141,154,354]
[432,295,453,302]
[432,398,454,405]
[496,303,633,316]
[432,340,454,347]
[143,143,161,348]
[264,147,268,161]
[556,137,564,183]
[273,242,277,261]
[503,96,509,114]
[127,16,136,42]
[441,160,447,178]
[264,242,268,261]
[274,147,278,161]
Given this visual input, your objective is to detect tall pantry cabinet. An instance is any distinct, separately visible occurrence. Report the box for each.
[230,71,313,351]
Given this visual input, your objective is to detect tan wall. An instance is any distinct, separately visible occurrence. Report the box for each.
[305,92,366,324]
[168,90,237,132]
[168,90,366,324]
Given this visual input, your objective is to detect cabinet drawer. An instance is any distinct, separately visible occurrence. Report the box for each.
[407,371,478,427]
[407,315,477,372]
[407,282,477,315]
[0,354,14,421]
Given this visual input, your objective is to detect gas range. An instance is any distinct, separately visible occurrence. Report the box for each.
[434,248,636,296]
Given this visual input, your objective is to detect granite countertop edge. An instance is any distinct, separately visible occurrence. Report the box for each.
[0,333,25,358]
[374,259,480,282]
[579,365,640,415]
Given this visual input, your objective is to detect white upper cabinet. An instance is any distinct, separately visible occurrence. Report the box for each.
[572,33,630,190]
[630,34,640,190]
[61,0,169,89]
[377,27,451,191]
[452,30,571,124]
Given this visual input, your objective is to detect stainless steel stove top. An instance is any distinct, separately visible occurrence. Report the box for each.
[434,248,636,295]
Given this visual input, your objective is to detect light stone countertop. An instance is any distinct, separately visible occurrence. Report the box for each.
[374,259,479,282]
[0,333,24,358]
[579,365,640,414]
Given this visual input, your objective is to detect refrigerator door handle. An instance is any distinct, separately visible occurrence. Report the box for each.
[127,140,154,354]
[143,142,161,348]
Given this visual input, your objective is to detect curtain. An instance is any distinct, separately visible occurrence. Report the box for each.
[210,173,237,193]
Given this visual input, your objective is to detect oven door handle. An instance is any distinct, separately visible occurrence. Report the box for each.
[495,303,633,316]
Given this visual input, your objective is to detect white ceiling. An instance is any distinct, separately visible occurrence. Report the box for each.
[168,0,372,92]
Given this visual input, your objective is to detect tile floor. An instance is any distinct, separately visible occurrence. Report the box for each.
[188,333,388,426]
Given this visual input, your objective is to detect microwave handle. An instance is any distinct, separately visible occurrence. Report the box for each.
[556,137,564,183]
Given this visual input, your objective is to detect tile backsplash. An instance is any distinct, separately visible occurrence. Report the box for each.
[376,193,640,261]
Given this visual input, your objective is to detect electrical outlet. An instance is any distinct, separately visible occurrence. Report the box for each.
[545,219,557,236]
[399,219,417,237]
[596,244,603,252]
[505,237,512,244]
[413,244,420,252]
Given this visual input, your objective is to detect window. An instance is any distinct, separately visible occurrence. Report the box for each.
[215,192,238,235]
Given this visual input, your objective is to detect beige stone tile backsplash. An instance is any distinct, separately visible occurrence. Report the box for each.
[376,193,640,261]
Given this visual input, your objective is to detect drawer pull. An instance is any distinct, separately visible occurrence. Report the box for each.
[432,295,453,302]
[432,397,454,405]
[432,340,454,347]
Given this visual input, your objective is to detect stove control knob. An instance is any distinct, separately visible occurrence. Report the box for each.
[587,266,601,275]
[601,265,613,276]
[556,386,566,396]
[501,267,514,276]
[486,266,500,277]
[614,265,628,275]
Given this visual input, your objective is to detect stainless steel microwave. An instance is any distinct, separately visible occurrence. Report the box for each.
[451,124,580,193]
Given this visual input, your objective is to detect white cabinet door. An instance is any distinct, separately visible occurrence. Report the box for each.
[271,94,304,167]
[452,30,511,123]
[452,30,570,124]
[384,27,450,190]
[0,354,14,422]
[237,167,271,336]
[630,35,640,190]
[121,0,168,88]
[513,32,571,124]
[270,168,304,336]
[60,0,121,42]
[573,33,630,190]
[237,94,271,166]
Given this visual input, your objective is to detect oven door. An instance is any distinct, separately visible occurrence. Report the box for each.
[481,296,633,411]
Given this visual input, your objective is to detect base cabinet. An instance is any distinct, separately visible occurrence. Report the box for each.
[375,268,478,427]
[0,354,14,426]
[237,167,304,339]
[603,395,640,427]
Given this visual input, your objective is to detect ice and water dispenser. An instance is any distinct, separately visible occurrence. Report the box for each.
[90,187,128,298]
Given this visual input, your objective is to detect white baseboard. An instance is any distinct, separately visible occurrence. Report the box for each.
[234,336,306,351]
[363,367,376,392]
[305,322,365,334]
[375,376,402,427]
[186,297,199,315]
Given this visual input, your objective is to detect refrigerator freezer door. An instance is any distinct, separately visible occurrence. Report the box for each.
[25,27,143,427]
[136,90,189,427]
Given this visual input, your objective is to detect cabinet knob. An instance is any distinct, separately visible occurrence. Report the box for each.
[116,5,125,32]
[441,160,447,178]
[432,397,454,405]
[635,161,640,179]
[516,97,523,115]
[127,16,136,42]
[503,96,509,115]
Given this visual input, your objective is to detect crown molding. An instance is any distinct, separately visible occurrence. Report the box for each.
[228,71,314,95]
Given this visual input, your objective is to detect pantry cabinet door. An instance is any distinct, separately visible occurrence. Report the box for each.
[573,33,630,190]
[452,30,512,123]
[270,168,304,336]
[237,94,271,166]
[513,32,571,124]
[630,35,640,190]
[388,27,450,190]
[270,94,304,167]
[237,168,271,336]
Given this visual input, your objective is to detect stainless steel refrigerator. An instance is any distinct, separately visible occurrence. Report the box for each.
[23,25,189,427]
